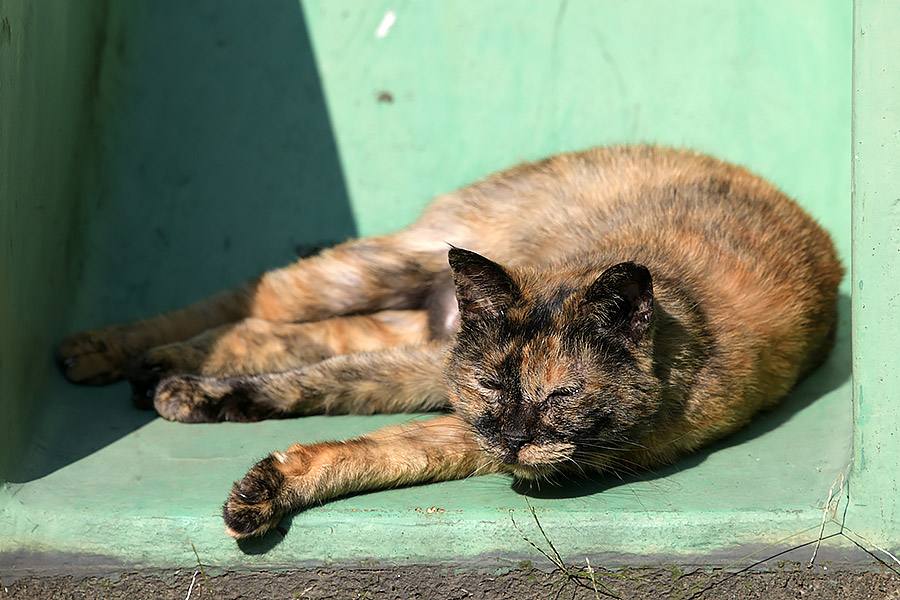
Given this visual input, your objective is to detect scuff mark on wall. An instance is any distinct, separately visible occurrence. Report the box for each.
[375,10,396,39]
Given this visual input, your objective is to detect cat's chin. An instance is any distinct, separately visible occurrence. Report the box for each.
[505,463,553,480]
[497,442,577,480]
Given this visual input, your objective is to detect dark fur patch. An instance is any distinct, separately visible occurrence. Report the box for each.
[513,286,576,341]
[223,455,286,537]
[216,381,279,422]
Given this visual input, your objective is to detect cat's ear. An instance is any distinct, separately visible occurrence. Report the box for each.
[585,262,654,344]
[448,248,519,321]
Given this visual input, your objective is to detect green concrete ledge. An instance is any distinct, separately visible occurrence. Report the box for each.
[4,0,895,578]
[848,0,900,546]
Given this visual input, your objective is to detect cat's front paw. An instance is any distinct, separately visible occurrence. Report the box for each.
[154,375,226,422]
[57,327,135,385]
[223,453,295,538]
[154,374,274,423]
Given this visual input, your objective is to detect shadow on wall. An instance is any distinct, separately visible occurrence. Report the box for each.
[85,0,358,317]
[10,0,356,483]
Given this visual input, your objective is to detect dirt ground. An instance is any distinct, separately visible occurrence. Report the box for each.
[3,563,900,600]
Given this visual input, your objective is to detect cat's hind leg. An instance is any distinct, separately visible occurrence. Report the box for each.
[129,310,431,407]
[222,415,501,538]
[59,214,470,386]
[57,284,257,385]
[153,342,449,423]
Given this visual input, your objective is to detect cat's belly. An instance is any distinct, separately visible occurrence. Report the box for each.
[425,275,460,340]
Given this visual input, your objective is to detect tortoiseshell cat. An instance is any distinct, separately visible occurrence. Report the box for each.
[58,146,842,539]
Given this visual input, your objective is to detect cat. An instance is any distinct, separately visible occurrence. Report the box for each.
[57,145,842,539]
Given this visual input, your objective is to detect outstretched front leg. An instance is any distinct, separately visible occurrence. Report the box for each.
[222,415,502,538]
[153,342,449,422]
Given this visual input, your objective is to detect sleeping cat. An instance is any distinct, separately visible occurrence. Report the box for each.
[57,145,842,539]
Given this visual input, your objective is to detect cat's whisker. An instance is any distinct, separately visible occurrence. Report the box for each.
[577,436,648,450]
[574,456,646,480]
[463,461,495,481]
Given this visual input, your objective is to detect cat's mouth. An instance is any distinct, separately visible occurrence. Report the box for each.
[507,463,550,480]
[518,441,575,465]
[492,441,577,479]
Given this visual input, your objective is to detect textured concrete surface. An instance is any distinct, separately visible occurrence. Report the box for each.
[3,563,900,600]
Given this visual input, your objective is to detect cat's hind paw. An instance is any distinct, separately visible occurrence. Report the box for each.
[56,328,134,385]
[129,354,176,409]
[130,345,202,409]
[223,454,291,538]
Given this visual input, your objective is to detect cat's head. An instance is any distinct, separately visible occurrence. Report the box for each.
[445,248,661,479]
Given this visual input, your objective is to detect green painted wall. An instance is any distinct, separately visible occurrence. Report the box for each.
[850,0,900,543]
[0,1,110,479]
[302,0,850,260]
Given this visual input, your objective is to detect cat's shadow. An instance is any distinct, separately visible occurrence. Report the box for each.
[515,292,852,501]
[235,520,294,555]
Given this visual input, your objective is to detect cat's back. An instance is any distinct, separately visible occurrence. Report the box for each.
[453,146,830,271]
[441,145,841,313]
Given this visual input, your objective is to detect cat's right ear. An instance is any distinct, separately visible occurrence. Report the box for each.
[448,248,519,321]
[585,261,654,345]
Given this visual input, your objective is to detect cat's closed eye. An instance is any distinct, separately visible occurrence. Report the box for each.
[476,378,504,393]
[543,387,580,406]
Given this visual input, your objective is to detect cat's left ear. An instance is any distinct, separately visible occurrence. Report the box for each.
[448,248,520,321]
[585,262,654,345]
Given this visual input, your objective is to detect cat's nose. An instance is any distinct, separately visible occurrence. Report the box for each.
[503,431,533,452]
